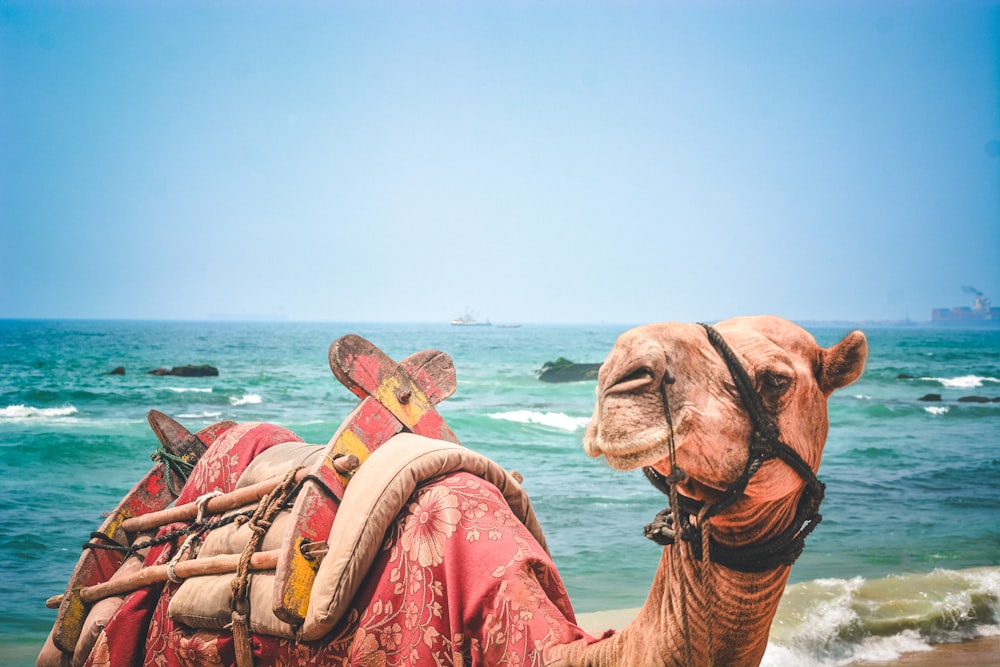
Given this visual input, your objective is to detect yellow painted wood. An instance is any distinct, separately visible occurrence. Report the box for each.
[278,537,320,623]
[53,591,86,653]
[373,375,432,428]
[330,428,371,480]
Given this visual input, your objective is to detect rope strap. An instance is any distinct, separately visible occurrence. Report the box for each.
[81,532,132,555]
[229,466,303,667]
[643,485,825,572]
[286,473,341,509]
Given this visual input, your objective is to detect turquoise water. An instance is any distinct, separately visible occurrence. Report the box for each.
[1,320,998,665]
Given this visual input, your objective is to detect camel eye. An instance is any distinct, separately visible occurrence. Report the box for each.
[759,372,792,405]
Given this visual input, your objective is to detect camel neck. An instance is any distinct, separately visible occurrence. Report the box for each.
[549,491,810,666]
[659,489,804,665]
[605,494,800,666]
[655,543,790,666]
[565,544,790,667]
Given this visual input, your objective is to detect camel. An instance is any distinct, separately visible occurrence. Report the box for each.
[546,315,867,666]
[40,316,866,667]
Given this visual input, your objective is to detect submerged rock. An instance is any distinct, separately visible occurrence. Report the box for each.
[536,357,601,383]
[171,364,219,377]
[107,366,126,375]
[918,393,943,402]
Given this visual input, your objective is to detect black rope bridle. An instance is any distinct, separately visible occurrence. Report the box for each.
[642,323,825,573]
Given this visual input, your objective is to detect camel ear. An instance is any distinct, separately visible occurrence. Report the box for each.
[816,330,868,395]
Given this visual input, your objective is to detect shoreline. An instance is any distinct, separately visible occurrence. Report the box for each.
[853,635,1000,667]
[574,609,1000,666]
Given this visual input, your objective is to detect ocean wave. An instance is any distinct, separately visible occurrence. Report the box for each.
[762,630,932,667]
[923,374,1000,389]
[167,387,213,393]
[0,404,78,421]
[177,411,223,419]
[488,410,590,432]
[762,567,1000,666]
[924,406,950,415]
[230,393,262,406]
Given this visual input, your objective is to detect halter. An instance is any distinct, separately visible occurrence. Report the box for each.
[642,323,825,573]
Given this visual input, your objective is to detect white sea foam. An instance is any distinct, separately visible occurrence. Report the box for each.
[766,576,865,665]
[761,631,933,667]
[760,630,934,667]
[488,410,590,431]
[764,595,931,667]
[178,411,223,419]
[925,374,999,389]
[230,393,262,406]
[843,630,933,665]
[0,404,78,421]
[924,406,950,415]
[167,387,213,393]
[763,567,1000,666]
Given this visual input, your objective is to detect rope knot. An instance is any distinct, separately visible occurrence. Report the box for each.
[194,490,224,525]
[151,446,196,493]
[665,467,688,485]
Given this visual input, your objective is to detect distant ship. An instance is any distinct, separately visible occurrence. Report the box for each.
[931,286,1000,326]
[450,309,492,327]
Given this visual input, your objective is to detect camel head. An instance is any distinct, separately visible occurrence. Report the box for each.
[584,316,867,520]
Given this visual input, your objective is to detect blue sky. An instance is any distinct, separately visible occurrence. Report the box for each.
[1,1,997,324]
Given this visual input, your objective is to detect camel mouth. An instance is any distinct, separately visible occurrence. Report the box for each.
[676,475,725,505]
[593,436,672,471]
[648,458,728,505]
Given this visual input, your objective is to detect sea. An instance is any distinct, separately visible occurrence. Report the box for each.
[1,319,997,666]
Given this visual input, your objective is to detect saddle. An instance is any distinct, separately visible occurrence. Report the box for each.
[168,433,543,641]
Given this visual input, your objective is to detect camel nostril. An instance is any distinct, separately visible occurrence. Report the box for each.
[606,367,656,395]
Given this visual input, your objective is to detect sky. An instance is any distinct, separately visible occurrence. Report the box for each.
[1,1,998,325]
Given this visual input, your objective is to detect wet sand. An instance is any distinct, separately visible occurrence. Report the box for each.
[574,609,1000,666]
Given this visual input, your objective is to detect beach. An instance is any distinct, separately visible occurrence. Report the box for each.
[575,609,1000,666]
[2,320,998,666]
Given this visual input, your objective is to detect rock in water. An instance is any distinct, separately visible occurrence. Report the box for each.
[536,357,601,383]
[169,365,219,377]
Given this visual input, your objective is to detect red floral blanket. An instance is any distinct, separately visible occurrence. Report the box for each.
[85,424,591,666]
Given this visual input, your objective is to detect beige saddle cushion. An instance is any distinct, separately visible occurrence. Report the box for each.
[169,441,324,638]
[301,433,543,640]
[169,434,543,643]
